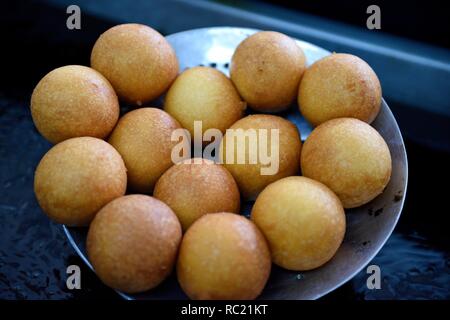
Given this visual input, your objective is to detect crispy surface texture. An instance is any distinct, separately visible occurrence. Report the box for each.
[154,158,240,231]
[230,31,306,112]
[108,107,186,193]
[252,176,345,271]
[164,67,245,136]
[220,114,301,200]
[299,53,381,126]
[91,23,178,105]
[301,118,392,208]
[31,65,119,144]
[87,195,182,293]
[34,137,127,226]
[177,212,271,300]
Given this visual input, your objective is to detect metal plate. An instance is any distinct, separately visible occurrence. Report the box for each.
[63,27,408,300]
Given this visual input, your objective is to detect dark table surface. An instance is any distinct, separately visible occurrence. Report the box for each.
[0,1,449,300]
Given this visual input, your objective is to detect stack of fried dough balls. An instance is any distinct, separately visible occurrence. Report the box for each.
[31,24,393,300]
[32,24,187,294]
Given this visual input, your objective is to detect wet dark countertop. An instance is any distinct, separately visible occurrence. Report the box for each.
[0,1,449,300]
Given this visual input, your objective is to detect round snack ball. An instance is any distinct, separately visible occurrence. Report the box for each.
[87,195,182,293]
[298,53,382,126]
[31,65,119,144]
[251,176,345,271]
[34,137,127,226]
[301,118,392,208]
[177,212,271,300]
[230,31,306,112]
[219,114,301,200]
[154,158,240,231]
[91,23,178,106]
[164,67,245,137]
[108,108,187,193]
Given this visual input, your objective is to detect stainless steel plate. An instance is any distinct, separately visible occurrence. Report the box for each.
[63,27,408,300]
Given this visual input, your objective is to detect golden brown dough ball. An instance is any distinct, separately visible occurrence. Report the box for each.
[164,67,245,136]
[91,23,178,106]
[153,158,240,231]
[251,176,345,271]
[34,137,127,226]
[31,65,119,144]
[87,195,182,293]
[298,53,382,126]
[220,114,301,200]
[108,108,187,193]
[177,212,271,300]
[230,31,306,112]
[301,118,392,208]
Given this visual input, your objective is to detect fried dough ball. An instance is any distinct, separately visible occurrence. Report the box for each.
[177,212,271,300]
[31,65,119,144]
[91,23,178,105]
[230,31,306,112]
[220,114,301,200]
[108,108,187,193]
[153,158,240,231]
[87,195,182,293]
[164,67,245,136]
[251,176,345,271]
[301,118,392,208]
[298,53,382,126]
[34,137,127,226]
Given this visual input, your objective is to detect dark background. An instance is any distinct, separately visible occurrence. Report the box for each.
[0,0,449,300]
[261,0,450,48]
